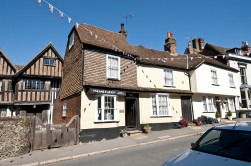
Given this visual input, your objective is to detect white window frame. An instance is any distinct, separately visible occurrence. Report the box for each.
[203,96,215,112]
[240,66,247,84]
[95,95,118,122]
[164,69,174,86]
[211,69,218,85]
[43,58,55,66]
[228,73,235,88]
[106,54,120,80]
[151,93,171,117]
[23,79,45,90]
[0,80,2,92]
[68,31,74,50]
[62,103,67,117]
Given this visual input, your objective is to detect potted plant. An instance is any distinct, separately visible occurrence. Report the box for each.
[227,110,233,120]
[239,110,246,118]
[215,111,221,122]
[143,124,152,134]
[120,128,128,138]
[179,119,189,127]
[193,118,202,126]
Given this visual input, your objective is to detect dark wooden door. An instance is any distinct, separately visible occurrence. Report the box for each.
[181,96,193,122]
[125,93,140,129]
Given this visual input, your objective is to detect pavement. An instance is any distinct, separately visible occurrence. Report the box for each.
[1,118,250,166]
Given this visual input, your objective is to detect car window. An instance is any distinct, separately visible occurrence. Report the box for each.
[194,129,251,162]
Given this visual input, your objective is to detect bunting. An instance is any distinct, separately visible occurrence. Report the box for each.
[49,4,53,13]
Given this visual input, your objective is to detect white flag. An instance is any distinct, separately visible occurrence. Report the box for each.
[68,17,72,23]
[38,0,41,5]
[59,10,64,19]
[49,4,53,13]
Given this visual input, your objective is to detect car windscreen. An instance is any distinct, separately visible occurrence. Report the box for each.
[192,128,251,162]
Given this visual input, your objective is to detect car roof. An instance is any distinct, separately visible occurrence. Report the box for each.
[214,122,251,131]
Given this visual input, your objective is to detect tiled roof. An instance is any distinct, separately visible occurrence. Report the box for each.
[202,43,230,56]
[15,65,24,71]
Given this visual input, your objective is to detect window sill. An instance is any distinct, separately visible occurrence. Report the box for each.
[230,86,236,89]
[107,78,120,81]
[163,85,175,88]
[202,112,215,113]
[43,64,56,67]
[211,84,220,86]
[150,116,172,118]
[94,121,119,124]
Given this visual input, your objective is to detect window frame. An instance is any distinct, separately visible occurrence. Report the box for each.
[106,54,120,80]
[203,96,215,112]
[8,81,13,91]
[228,73,235,88]
[151,93,171,117]
[62,103,67,117]
[211,69,218,85]
[240,66,247,84]
[0,80,2,92]
[95,94,118,122]
[164,69,174,87]
[23,79,45,90]
[43,57,56,66]
[68,31,74,50]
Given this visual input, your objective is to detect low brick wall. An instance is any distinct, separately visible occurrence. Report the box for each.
[0,117,31,160]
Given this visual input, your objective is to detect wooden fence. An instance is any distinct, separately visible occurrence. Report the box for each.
[30,115,79,151]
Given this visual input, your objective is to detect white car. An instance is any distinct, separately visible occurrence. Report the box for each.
[162,122,251,166]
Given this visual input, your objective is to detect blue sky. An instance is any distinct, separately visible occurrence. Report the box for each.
[0,0,251,65]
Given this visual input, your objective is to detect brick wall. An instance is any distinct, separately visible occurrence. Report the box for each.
[53,92,81,124]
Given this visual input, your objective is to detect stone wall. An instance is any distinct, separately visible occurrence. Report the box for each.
[0,117,31,160]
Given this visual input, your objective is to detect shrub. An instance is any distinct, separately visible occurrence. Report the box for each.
[143,124,152,130]
[239,110,245,115]
[215,111,220,118]
[227,110,232,117]
[179,119,188,127]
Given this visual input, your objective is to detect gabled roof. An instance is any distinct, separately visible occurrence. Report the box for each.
[14,43,63,77]
[202,43,230,56]
[0,49,18,73]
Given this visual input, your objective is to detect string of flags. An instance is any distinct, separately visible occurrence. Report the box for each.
[37,0,78,26]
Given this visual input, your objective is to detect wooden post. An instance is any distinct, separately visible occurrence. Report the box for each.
[75,115,80,145]
[30,117,36,151]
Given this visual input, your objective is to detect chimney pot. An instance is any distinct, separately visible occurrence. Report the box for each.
[118,23,127,37]
[164,32,176,54]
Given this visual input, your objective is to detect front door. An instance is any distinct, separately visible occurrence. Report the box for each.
[181,96,193,122]
[125,93,140,129]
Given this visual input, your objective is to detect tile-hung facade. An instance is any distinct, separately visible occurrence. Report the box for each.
[202,42,251,113]
[0,44,63,124]
[0,49,17,117]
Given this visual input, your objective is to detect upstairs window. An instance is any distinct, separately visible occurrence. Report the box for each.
[0,80,2,92]
[211,69,218,85]
[8,81,13,91]
[240,66,247,84]
[164,69,174,86]
[107,55,120,80]
[151,94,171,116]
[43,58,55,66]
[68,31,74,49]
[24,79,45,90]
[228,73,235,88]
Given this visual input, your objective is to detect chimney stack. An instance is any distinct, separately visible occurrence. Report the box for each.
[164,32,176,54]
[241,41,250,54]
[118,23,127,37]
[192,39,199,50]
[198,38,204,50]
[187,41,193,54]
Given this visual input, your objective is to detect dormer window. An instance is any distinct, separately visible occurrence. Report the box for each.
[68,31,74,49]
[43,58,55,66]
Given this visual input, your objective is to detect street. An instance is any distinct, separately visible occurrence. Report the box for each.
[49,135,200,166]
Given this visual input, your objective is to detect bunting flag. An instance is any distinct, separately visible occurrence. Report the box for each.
[38,0,41,5]
[49,4,53,13]
[59,10,64,19]
[68,17,72,23]
[76,22,79,28]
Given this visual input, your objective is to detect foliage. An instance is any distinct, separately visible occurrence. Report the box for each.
[227,110,232,117]
[143,124,152,130]
[239,110,246,115]
[215,111,221,118]
[0,124,3,129]
[119,128,127,134]
[21,119,30,128]
[179,119,188,127]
